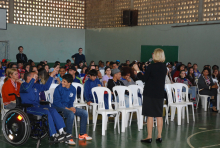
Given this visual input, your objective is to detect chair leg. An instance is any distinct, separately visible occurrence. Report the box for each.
[177,107,182,125]
[182,107,185,119]
[191,104,195,121]
[136,111,140,131]
[86,106,89,124]
[74,118,78,138]
[92,104,96,123]
[93,113,98,131]
[121,111,126,133]
[186,106,189,123]
[196,97,200,109]
[102,115,106,136]
[105,115,108,131]
[166,107,169,125]
[204,98,208,111]
[117,113,120,134]
[129,112,133,126]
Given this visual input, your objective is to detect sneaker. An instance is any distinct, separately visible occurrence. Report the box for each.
[78,134,92,141]
[62,132,72,139]
[109,114,116,118]
[65,139,76,145]
[51,133,65,143]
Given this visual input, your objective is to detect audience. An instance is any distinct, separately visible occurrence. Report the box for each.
[186,67,196,86]
[102,66,112,87]
[173,64,185,81]
[112,62,118,69]
[23,63,30,73]
[212,68,220,83]
[65,59,71,71]
[198,67,218,112]
[44,64,50,73]
[57,67,66,84]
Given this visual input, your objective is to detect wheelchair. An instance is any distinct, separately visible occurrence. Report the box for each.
[2,93,64,148]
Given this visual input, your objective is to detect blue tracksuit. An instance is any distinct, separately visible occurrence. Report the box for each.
[84,78,109,109]
[52,84,76,108]
[19,77,65,136]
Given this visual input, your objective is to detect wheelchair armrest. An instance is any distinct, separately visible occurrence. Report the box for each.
[40,101,51,105]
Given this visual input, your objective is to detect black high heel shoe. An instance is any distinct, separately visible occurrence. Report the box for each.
[156,138,162,143]
[141,138,152,143]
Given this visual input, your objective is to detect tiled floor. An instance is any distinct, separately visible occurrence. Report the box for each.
[1,107,220,148]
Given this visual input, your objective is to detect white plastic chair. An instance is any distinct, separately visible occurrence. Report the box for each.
[127,85,144,129]
[135,80,144,87]
[45,87,78,138]
[72,82,89,124]
[92,87,120,135]
[99,70,105,77]
[174,77,178,82]
[113,86,140,132]
[165,84,189,125]
[49,84,58,89]
[77,69,81,74]
[173,83,195,122]
[196,82,211,111]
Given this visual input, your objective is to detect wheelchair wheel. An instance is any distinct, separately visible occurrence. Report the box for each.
[2,109,31,146]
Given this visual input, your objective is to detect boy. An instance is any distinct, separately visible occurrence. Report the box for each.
[53,74,92,145]
[65,59,71,71]
[16,46,27,64]
[20,67,71,143]
[84,69,109,109]
[68,66,82,97]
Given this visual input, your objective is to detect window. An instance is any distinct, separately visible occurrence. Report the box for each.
[0,0,9,23]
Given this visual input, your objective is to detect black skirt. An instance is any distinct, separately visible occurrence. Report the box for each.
[142,96,164,117]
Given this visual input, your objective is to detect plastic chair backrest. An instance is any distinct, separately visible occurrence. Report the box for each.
[172,83,188,103]
[128,85,143,106]
[44,88,55,104]
[174,77,178,82]
[71,82,84,103]
[99,70,105,77]
[0,85,3,111]
[92,87,112,110]
[77,69,81,74]
[135,80,144,87]
[50,84,58,89]
[113,86,132,109]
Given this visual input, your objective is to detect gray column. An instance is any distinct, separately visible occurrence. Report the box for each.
[198,0,204,22]
[131,0,134,9]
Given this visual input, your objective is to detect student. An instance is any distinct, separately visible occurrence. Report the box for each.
[53,74,92,145]
[193,63,201,78]
[82,65,95,84]
[99,62,105,70]
[44,64,50,73]
[2,68,23,109]
[126,60,130,66]
[106,61,110,67]
[84,69,109,108]
[112,62,118,69]
[30,66,38,74]
[212,69,220,82]
[78,61,84,69]
[120,67,135,86]
[79,65,87,78]
[16,46,27,64]
[20,67,71,142]
[72,63,80,76]
[176,70,197,101]
[90,61,95,66]
[68,66,82,97]
[186,67,196,86]
[187,62,192,70]
[96,65,102,79]
[19,69,25,82]
[71,48,87,66]
[102,66,113,87]
[65,59,71,71]
[173,64,185,81]
[23,63,30,73]
[57,67,66,84]
[198,67,218,112]
[37,64,43,70]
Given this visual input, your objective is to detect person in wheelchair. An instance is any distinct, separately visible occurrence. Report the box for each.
[2,68,23,109]
[53,74,92,145]
[19,67,72,143]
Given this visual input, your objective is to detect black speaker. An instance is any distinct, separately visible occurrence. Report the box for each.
[123,10,138,26]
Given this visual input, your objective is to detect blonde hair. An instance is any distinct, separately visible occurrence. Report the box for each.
[153,48,165,63]
[4,68,17,83]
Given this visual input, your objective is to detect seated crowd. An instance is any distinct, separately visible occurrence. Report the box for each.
[1,49,220,145]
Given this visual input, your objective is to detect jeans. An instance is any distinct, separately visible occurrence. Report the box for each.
[53,106,88,135]
[182,86,196,98]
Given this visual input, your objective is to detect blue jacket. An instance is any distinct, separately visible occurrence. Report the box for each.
[53,84,76,108]
[20,77,53,107]
[84,78,102,102]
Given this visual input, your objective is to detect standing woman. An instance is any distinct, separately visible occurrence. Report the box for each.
[134,48,166,143]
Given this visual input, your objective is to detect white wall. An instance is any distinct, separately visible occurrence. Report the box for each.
[0,23,85,63]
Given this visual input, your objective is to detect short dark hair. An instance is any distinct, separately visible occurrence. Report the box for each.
[18,46,23,50]
[62,74,73,83]
[66,59,71,63]
[188,62,191,65]
[78,48,82,51]
[106,61,109,64]
[9,63,17,68]
[54,63,60,68]
[121,67,131,76]
[24,72,32,81]
[55,61,60,64]
[202,67,211,75]
[105,66,110,72]
[89,69,98,76]
[30,66,37,72]
[37,64,42,68]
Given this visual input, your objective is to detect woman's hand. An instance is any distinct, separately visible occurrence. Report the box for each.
[56,78,61,84]
[16,79,23,84]
[212,84,218,89]
[133,64,140,72]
